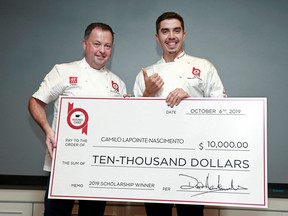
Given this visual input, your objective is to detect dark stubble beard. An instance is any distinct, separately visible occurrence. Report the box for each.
[168,51,176,54]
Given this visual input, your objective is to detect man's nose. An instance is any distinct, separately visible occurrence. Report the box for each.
[168,31,175,39]
[99,45,105,53]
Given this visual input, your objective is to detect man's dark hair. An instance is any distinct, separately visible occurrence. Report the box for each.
[156,12,185,34]
[84,22,115,42]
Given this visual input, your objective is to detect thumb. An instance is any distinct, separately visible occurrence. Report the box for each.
[142,68,148,79]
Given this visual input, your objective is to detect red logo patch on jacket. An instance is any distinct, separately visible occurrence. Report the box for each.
[192,67,201,77]
[111,80,119,92]
[69,77,78,84]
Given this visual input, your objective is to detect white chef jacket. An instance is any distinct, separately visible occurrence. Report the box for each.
[133,52,226,98]
[32,58,127,171]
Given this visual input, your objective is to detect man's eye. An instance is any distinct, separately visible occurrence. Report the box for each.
[174,28,182,33]
[162,30,168,34]
[94,43,101,47]
[105,44,112,49]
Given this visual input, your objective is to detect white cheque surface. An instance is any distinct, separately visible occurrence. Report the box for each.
[49,97,267,208]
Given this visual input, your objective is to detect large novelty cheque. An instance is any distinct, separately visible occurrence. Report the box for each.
[49,97,267,208]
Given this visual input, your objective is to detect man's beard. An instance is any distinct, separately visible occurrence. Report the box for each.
[168,50,176,54]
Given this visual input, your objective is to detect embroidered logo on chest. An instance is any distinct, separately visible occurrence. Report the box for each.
[111,80,119,92]
[69,77,78,85]
[192,67,201,77]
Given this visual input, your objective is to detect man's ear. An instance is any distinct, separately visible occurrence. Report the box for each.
[155,34,160,44]
[82,40,87,50]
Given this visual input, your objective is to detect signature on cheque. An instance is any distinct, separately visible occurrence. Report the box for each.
[178,173,248,197]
